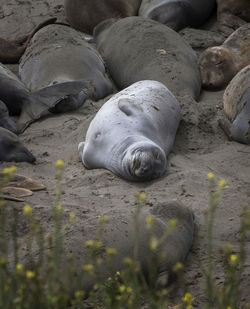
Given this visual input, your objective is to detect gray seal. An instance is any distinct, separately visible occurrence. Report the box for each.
[79,80,181,181]
[67,200,195,292]
[94,16,201,100]
[64,0,142,34]
[219,65,250,144]
[0,127,35,162]
[139,0,215,31]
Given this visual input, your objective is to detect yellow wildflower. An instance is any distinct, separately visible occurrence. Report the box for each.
[85,240,94,248]
[16,264,22,271]
[138,193,147,202]
[83,264,93,273]
[69,212,75,222]
[182,292,194,305]
[55,159,64,169]
[149,236,158,252]
[94,241,103,249]
[146,215,153,229]
[230,254,238,266]
[123,257,133,266]
[218,178,227,189]
[126,286,132,294]
[119,285,126,293]
[26,271,35,279]
[173,262,183,272]
[75,290,84,298]
[56,205,63,211]
[23,205,32,217]
[207,172,215,180]
[106,247,117,256]
[99,216,109,224]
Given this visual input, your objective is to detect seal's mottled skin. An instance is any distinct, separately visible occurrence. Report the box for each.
[64,0,142,34]
[94,17,201,100]
[198,24,250,90]
[79,80,181,182]
[139,0,215,31]
[0,127,35,162]
[219,65,250,144]
[0,18,56,64]
[217,0,250,35]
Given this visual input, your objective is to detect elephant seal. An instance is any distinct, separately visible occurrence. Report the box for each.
[218,65,250,144]
[94,17,201,100]
[64,0,142,34]
[19,24,113,97]
[79,80,181,182]
[198,23,250,90]
[0,127,35,162]
[139,0,216,31]
[64,200,195,292]
[0,18,57,64]
[217,0,250,35]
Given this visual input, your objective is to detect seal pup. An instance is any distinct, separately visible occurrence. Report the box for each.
[0,127,35,162]
[217,0,250,35]
[139,0,216,31]
[218,65,250,144]
[0,18,57,64]
[64,0,142,34]
[94,17,201,100]
[198,23,250,90]
[79,80,181,182]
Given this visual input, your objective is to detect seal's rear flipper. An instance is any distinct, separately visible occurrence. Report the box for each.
[0,173,46,191]
[17,81,93,133]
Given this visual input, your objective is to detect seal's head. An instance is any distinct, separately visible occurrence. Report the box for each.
[198,46,237,89]
[122,141,166,181]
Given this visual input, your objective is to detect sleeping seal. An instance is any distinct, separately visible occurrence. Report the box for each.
[19,24,113,100]
[78,80,181,182]
[217,0,250,35]
[198,23,250,90]
[219,65,250,144]
[94,17,201,100]
[0,18,56,64]
[64,0,142,34]
[0,127,35,162]
[68,200,195,292]
[139,0,216,31]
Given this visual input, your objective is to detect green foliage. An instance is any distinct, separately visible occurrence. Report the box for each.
[0,166,249,308]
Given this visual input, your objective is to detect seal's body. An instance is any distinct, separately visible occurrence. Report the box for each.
[199,24,250,90]
[219,65,250,144]
[79,80,181,182]
[64,0,142,34]
[94,17,201,100]
[217,0,250,35]
[139,0,215,31]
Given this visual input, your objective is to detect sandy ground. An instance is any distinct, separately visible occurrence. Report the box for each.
[0,0,250,307]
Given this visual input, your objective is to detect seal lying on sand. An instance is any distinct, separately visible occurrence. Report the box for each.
[0,127,35,162]
[79,80,181,182]
[217,0,250,35]
[219,65,250,144]
[0,18,56,64]
[198,23,250,90]
[64,200,195,292]
[139,0,215,31]
[64,0,142,34]
[94,17,201,100]
[19,24,113,100]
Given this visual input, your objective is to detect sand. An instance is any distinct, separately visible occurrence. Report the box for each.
[0,0,249,307]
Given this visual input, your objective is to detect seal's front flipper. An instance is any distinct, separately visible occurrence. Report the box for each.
[2,187,33,198]
[0,100,17,133]
[17,81,92,133]
[118,98,143,116]
[218,118,233,141]
[0,173,46,191]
